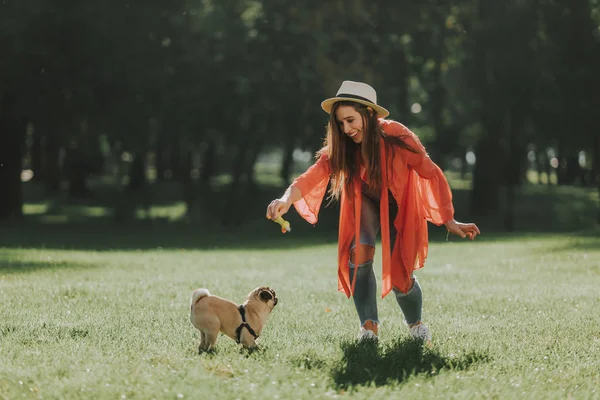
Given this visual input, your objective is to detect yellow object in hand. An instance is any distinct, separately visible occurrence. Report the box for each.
[273,216,291,233]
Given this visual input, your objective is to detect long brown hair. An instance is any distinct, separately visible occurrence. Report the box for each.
[316,101,421,202]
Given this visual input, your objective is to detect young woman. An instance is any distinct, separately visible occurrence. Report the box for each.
[266,81,480,342]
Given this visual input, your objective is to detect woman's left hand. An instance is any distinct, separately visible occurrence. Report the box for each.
[444,219,481,240]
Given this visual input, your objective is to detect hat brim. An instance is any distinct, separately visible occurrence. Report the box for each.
[321,97,389,118]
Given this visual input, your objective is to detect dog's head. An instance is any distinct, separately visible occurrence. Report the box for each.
[248,286,278,310]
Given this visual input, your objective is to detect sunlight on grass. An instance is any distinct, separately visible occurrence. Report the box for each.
[253,170,285,187]
[211,174,233,186]
[526,170,558,185]
[444,171,472,190]
[23,203,49,215]
[1,234,599,398]
[139,202,187,221]
[37,215,70,223]
[24,205,111,222]
[79,206,110,217]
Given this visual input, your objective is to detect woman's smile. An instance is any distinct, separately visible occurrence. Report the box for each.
[335,105,365,143]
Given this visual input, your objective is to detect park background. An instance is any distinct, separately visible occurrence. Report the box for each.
[1,1,600,399]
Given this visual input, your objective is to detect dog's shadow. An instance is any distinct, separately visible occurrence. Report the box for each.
[329,338,489,389]
[196,345,265,358]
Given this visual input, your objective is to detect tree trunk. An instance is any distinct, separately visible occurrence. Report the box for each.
[594,134,600,223]
[544,151,553,186]
[199,139,217,187]
[395,48,410,121]
[127,152,147,191]
[0,97,24,220]
[221,139,251,226]
[428,15,447,167]
[170,144,184,182]
[64,146,92,198]
[460,150,469,180]
[30,126,43,182]
[503,110,527,231]
[504,134,516,231]
[44,129,61,193]
[280,133,295,187]
[471,132,502,216]
[535,150,545,184]
[470,0,506,217]
[504,182,515,231]
[155,134,167,182]
[245,140,263,192]
[181,150,194,216]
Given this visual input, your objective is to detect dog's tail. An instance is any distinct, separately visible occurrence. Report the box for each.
[190,288,210,309]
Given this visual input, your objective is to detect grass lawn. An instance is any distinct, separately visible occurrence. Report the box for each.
[1,227,599,399]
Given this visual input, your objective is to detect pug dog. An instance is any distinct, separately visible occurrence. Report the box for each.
[190,286,278,352]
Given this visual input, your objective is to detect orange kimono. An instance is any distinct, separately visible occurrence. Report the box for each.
[291,119,455,298]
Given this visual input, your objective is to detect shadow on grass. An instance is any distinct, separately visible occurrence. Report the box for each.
[0,222,340,251]
[289,338,489,389]
[546,236,600,253]
[2,219,597,252]
[0,256,98,274]
[0,322,91,343]
[330,338,489,389]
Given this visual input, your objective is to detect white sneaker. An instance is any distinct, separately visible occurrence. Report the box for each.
[358,327,378,342]
[409,322,432,343]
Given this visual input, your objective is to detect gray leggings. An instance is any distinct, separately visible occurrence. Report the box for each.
[349,192,423,327]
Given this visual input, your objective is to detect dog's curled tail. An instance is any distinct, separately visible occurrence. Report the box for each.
[190,288,210,309]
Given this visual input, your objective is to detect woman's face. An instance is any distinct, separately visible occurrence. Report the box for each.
[335,105,364,144]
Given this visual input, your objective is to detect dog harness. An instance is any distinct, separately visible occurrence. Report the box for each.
[236,305,259,343]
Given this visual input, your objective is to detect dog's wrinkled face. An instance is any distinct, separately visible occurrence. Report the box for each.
[249,286,278,308]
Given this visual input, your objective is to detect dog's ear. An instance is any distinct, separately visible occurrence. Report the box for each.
[259,289,273,302]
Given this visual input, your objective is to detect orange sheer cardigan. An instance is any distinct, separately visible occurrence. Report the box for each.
[290,119,455,298]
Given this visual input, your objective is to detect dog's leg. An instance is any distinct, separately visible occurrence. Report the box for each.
[203,330,219,352]
[198,331,208,354]
[240,332,259,351]
[246,344,261,354]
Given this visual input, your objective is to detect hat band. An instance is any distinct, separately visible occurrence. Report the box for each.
[336,93,376,105]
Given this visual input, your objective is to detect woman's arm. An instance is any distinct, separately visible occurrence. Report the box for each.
[399,131,456,224]
[266,153,331,225]
[385,121,480,239]
[266,186,302,220]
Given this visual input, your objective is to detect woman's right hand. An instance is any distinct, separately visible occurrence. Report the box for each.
[266,198,291,220]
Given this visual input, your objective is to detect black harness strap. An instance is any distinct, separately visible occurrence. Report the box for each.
[236,305,259,343]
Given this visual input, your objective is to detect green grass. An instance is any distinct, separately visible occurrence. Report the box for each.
[1,230,599,399]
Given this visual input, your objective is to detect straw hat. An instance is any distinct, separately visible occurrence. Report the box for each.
[321,80,389,118]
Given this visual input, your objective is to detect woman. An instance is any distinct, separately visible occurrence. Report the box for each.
[266,81,480,342]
